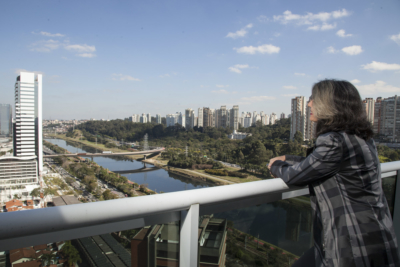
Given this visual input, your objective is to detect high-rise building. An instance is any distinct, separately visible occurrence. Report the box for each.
[305,99,317,140]
[280,112,285,119]
[262,114,270,125]
[290,96,307,141]
[374,97,382,135]
[140,113,147,123]
[217,106,227,128]
[156,114,161,124]
[379,95,400,141]
[198,108,203,128]
[166,114,178,127]
[129,114,140,123]
[243,113,252,128]
[0,104,12,137]
[363,98,375,125]
[214,109,219,128]
[14,72,42,159]
[270,113,277,125]
[147,113,151,123]
[1,72,42,203]
[229,105,239,130]
[203,107,213,128]
[185,109,195,129]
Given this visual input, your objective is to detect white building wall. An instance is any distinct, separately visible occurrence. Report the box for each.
[198,108,203,128]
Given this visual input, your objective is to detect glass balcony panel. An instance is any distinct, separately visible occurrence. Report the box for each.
[205,195,313,267]
[6,220,180,267]
[382,175,397,217]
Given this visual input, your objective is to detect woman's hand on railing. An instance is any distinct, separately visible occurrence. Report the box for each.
[268,156,286,170]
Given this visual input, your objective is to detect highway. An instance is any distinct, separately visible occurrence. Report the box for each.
[43,147,165,158]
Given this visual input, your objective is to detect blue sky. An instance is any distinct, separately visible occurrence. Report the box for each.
[0,0,399,120]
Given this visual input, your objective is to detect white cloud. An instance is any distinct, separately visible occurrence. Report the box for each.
[273,9,350,25]
[307,23,336,31]
[274,33,281,37]
[228,64,249,74]
[257,15,268,23]
[326,46,338,53]
[295,72,306,76]
[361,61,400,72]
[336,29,352,37]
[282,94,299,97]
[159,74,170,78]
[356,81,400,95]
[39,31,65,37]
[212,89,229,94]
[78,53,96,58]
[283,85,297,89]
[241,96,276,102]
[350,79,361,84]
[234,44,280,55]
[112,74,141,81]
[341,45,363,55]
[216,84,229,88]
[29,39,60,52]
[65,44,96,53]
[226,24,253,39]
[390,33,400,45]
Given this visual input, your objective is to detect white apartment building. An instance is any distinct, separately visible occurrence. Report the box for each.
[147,113,151,123]
[166,114,178,127]
[228,130,252,140]
[262,114,270,125]
[290,96,307,141]
[140,113,147,123]
[198,108,203,128]
[270,113,277,125]
[156,114,162,124]
[129,114,140,123]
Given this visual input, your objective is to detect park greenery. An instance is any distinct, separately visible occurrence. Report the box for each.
[69,118,400,180]
[73,118,306,178]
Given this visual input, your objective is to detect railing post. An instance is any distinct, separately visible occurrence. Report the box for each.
[393,171,400,255]
[180,204,199,267]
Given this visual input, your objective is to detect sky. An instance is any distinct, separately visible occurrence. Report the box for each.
[0,0,399,120]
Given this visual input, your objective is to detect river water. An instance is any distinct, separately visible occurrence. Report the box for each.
[45,138,313,256]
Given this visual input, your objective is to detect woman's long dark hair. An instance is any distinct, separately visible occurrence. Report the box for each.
[312,79,373,140]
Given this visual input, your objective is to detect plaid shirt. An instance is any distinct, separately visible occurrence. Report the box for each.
[271,131,400,267]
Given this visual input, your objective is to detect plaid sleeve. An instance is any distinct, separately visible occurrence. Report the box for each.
[285,155,306,165]
[271,133,343,186]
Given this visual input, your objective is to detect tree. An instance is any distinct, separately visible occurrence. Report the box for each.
[30,188,41,198]
[40,252,57,267]
[60,241,82,267]
[294,131,303,144]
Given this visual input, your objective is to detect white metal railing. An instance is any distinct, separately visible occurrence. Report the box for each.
[0,161,399,267]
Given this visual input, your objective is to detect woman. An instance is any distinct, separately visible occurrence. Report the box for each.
[268,80,400,267]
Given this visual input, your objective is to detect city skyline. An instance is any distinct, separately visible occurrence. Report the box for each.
[0,1,399,120]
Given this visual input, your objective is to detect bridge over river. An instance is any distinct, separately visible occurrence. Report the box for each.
[43,147,165,158]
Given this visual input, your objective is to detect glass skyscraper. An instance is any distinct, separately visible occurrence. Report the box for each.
[0,104,12,137]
